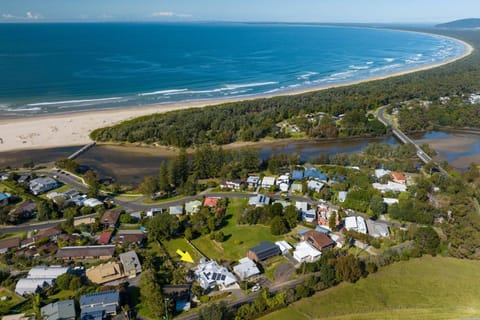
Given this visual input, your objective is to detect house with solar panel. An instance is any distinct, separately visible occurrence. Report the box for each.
[194,260,237,290]
[80,290,120,320]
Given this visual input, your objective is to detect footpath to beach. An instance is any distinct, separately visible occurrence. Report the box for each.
[0,38,473,153]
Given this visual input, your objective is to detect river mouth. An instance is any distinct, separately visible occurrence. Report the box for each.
[1,130,478,185]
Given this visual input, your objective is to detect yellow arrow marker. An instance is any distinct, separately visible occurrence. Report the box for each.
[176,249,194,263]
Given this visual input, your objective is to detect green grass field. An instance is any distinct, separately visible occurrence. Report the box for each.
[191,198,287,261]
[162,238,202,263]
[261,256,480,320]
[0,288,25,315]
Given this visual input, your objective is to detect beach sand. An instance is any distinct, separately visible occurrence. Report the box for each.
[0,38,473,153]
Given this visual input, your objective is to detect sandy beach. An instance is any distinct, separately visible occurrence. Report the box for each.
[0,37,473,153]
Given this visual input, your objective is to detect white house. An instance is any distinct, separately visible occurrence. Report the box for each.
[146,208,163,217]
[83,198,103,208]
[275,241,293,254]
[345,216,368,234]
[383,198,399,205]
[307,180,324,193]
[372,181,407,193]
[295,201,308,214]
[276,175,290,185]
[338,191,348,203]
[195,260,237,290]
[248,194,270,207]
[293,241,322,263]
[261,176,276,189]
[246,176,260,189]
[169,206,184,215]
[29,177,58,195]
[279,183,290,192]
[365,220,390,238]
[15,265,69,296]
[302,209,317,223]
[374,169,391,179]
[233,258,260,280]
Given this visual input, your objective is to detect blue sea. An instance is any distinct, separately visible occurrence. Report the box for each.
[0,23,465,117]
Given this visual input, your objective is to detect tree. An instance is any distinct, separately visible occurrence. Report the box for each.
[414,227,440,256]
[199,301,229,320]
[335,254,363,283]
[148,213,179,241]
[284,205,299,229]
[158,161,169,191]
[270,216,289,235]
[139,269,165,319]
[139,176,158,198]
[329,211,337,231]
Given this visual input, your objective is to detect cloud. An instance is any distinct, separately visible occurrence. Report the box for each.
[26,11,42,19]
[151,11,192,18]
[1,13,14,19]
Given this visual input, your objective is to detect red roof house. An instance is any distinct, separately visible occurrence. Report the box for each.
[98,231,113,245]
[203,197,219,208]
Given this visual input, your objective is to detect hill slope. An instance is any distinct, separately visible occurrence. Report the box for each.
[436,18,480,29]
[261,256,480,320]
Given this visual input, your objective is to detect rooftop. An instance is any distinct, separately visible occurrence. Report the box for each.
[55,245,116,259]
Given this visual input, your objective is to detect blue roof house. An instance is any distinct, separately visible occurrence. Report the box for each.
[292,170,304,181]
[80,290,120,320]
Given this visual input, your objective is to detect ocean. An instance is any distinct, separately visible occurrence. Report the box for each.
[0,23,465,117]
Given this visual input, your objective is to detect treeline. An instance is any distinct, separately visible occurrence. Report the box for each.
[91,30,480,148]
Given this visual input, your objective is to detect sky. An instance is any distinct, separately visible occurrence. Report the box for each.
[0,0,479,24]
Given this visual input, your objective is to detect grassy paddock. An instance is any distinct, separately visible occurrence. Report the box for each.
[191,198,285,261]
[261,256,480,320]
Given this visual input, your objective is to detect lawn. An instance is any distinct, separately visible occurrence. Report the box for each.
[162,238,202,264]
[261,256,480,320]
[191,198,286,261]
[0,287,25,315]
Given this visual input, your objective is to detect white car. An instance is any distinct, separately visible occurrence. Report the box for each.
[251,284,261,292]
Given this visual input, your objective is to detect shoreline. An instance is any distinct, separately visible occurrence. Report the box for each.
[0,35,473,153]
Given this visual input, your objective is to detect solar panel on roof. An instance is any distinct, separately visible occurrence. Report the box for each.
[221,275,226,281]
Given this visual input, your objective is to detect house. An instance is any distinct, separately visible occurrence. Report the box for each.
[10,201,36,220]
[292,170,304,181]
[185,200,202,214]
[63,189,80,199]
[295,201,308,214]
[55,245,116,261]
[169,205,184,215]
[0,172,9,181]
[300,230,335,251]
[0,237,20,254]
[374,168,391,179]
[80,290,120,320]
[100,209,122,229]
[329,233,346,248]
[383,198,399,205]
[293,241,322,263]
[41,300,76,320]
[119,250,142,278]
[303,209,317,223]
[315,225,330,234]
[275,240,293,254]
[372,181,407,193]
[70,195,87,207]
[246,176,260,189]
[276,175,290,186]
[17,174,31,184]
[74,215,96,226]
[113,229,146,245]
[307,180,324,193]
[146,208,163,217]
[247,241,281,263]
[97,231,112,245]
[279,182,289,192]
[15,266,69,296]
[163,284,192,312]
[204,197,219,208]
[317,204,340,230]
[220,180,242,190]
[338,191,348,203]
[261,176,276,189]
[304,169,328,182]
[0,193,11,206]
[84,198,103,208]
[291,182,304,193]
[248,194,270,207]
[233,258,261,280]
[194,260,237,290]
[391,172,407,185]
[86,262,125,284]
[345,216,368,234]
[365,220,390,238]
[29,177,58,195]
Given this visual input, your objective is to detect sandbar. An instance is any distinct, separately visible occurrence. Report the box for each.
[0,37,473,153]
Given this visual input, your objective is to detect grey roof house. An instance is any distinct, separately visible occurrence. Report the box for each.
[41,299,76,320]
[247,241,281,263]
